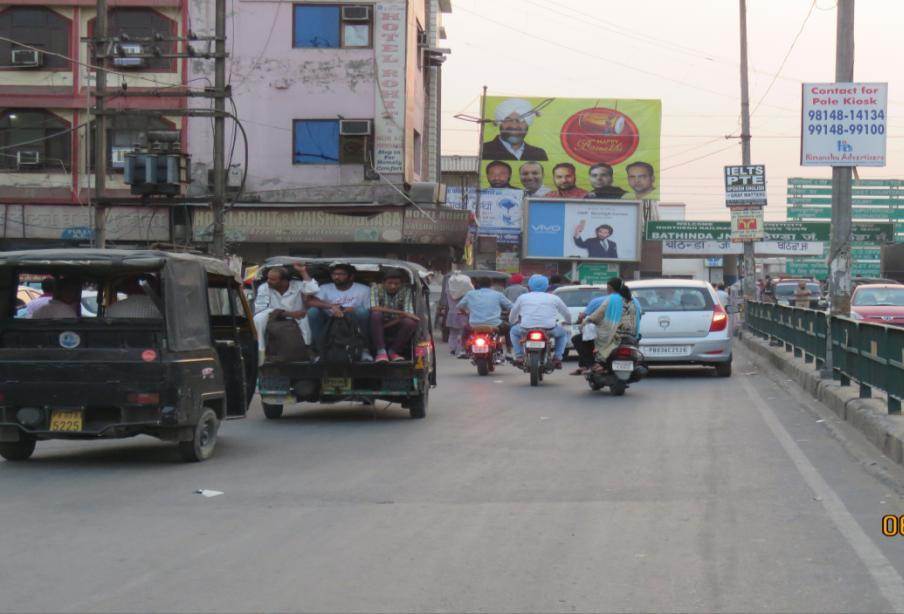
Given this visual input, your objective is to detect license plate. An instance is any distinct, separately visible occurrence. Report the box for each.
[645,345,691,356]
[321,377,352,392]
[612,360,634,372]
[472,345,490,354]
[49,409,83,432]
[525,341,546,349]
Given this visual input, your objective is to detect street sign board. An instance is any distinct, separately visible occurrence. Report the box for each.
[786,259,881,278]
[724,165,767,206]
[788,178,904,187]
[575,263,619,284]
[787,207,904,220]
[801,82,888,167]
[730,208,765,241]
[662,239,824,257]
[646,221,893,243]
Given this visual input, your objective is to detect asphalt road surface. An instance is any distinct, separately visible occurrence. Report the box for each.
[5,345,904,613]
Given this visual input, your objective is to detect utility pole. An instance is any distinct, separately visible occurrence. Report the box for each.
[211,0,227,258]
[829,0,855,314]
[93,0,108,248]
[738,0,755,301]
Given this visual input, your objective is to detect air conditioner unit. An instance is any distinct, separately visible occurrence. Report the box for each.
[408,181,445,204]
[16,150,42,168]
[417,30,428,47]
[11,49,42,67]
[342,5,370,21]
[112,43,147,68]
[339,119,372,136]
[110,146,132,169]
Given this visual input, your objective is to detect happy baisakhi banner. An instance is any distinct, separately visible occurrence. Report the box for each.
[480,96,661,201]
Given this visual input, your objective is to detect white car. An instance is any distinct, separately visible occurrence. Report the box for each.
[552,285,609,355]
[627,279,732,377]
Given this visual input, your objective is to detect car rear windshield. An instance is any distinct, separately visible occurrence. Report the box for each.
[853,287,904,306]
[774,282,820,297]
[633,287,714,312]
[555,288,607,308]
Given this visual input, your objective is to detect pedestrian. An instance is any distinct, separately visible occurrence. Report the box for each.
[715,283,730,307]
[503,273,528,302]
[446,272,473,357]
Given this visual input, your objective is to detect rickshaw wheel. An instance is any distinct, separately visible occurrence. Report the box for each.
[262,403,284,419]
[408,388,428,419]
[0,437,36,461]
[178,408,220,462]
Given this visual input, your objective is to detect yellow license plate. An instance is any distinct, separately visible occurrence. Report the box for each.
[49,410,83,432]
[322,377,352,392]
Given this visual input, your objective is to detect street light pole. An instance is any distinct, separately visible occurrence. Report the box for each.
[739,0,756,301]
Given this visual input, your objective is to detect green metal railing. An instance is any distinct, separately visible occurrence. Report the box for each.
[746,301,903,413]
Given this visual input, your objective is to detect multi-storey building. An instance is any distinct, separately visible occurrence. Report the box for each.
[0,0,190,247]
[187,0,464,269]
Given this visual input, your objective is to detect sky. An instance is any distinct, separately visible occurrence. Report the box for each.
[439,0,904,221]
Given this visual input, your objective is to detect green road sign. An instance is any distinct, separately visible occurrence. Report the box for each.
[786,259,881,277]
[786,188,903,197]
[788,178,904,187]
[575,263,618,284]
[787,207,904,220]
[646,221,893,243]
[787,197,904,206]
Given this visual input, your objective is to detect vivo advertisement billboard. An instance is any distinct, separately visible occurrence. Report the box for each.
[523,198,641,262]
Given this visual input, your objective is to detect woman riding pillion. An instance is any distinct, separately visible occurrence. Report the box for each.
[508,274,572,369]
[581,277,639,372]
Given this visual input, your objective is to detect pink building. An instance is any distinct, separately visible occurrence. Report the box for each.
[187,0,465,267]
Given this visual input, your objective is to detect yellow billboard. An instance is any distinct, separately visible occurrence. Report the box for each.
[480,96,661,201]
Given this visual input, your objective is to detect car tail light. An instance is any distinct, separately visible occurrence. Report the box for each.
[528,331,545,341]
[141,349,158,362]
[710,305,728,332]
[474,336,487,347]
[127,392,160,405]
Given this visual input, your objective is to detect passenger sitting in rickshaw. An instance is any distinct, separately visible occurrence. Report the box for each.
[369,268,419,363]
[32,276,81,319]
[254,263,319,357]
[306,263,373,362]
[106,274,162,319]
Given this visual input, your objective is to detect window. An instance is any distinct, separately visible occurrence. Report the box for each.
[293,119,372,165]
[88,8,176,72]
[292,4,372,49]
[413,129,422,176]
[0,110,71,171]
[0,7,71,70]
[87,116,174,172]
[632,287,714,312]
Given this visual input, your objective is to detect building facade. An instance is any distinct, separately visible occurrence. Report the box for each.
[0,0,189,248]
[186,0,462,268]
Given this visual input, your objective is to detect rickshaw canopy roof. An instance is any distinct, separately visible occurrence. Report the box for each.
[0,249,237,280]
[258,257,432,284]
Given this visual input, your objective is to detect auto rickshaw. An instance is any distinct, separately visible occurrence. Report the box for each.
[0,249,258,462]
[254,258,436,419]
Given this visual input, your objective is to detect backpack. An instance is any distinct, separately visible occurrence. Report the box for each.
[321,315,365,365]
[266,312,310,363]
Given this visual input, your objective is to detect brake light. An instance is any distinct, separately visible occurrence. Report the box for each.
[141,349,158,362]
[710,305,729,332]
[474,337,487,347]
[127,392,160,405]
[615,346,634,359]
[528,331,545,341]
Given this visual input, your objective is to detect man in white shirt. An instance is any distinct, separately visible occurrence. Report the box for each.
[254,263,319,355]
[33,276,81,319]
[306,263,373,361]
[106,275,162,319]
[508,274,572,368]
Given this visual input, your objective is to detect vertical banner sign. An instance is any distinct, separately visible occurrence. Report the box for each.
[801,83,888,167]
[730,208,765,241]
[724,165,767,206]
[480,96,661,200]
[374,2,406,173]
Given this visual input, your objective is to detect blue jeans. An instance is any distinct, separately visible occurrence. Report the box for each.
[510,324,568,359]
[308,306,371,350]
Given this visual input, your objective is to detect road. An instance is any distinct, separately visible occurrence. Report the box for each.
[4,344,904,612]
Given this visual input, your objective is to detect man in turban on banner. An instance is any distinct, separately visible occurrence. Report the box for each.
[481,98,549,162]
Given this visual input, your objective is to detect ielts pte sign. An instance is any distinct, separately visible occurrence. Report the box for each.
[801,82,888,167]
[724,164,766,207]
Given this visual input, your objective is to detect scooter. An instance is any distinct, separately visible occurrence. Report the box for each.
[586,336,647,396]
[518,328,557,387]
[466,326,505,376]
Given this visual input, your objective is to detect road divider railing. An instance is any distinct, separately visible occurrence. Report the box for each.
[745,301,903,414]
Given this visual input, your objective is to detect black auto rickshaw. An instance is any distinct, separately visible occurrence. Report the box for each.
[0,249,258,462]
[255,258,436,419]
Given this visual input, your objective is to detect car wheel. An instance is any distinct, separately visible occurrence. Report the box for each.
[178,408,220,462]
[0,437,36,461]
[409,388,428,419]
[715,361,732,377]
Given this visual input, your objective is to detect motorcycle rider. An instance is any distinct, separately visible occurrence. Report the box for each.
[571,283,644,376]
[508,274,572,369]
[457,277,514,354]
[582,277,638,372]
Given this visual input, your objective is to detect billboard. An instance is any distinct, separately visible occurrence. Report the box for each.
[724,165,766,206]
[523,198,641,262]
[801,83,888,167]
[477,187,522,244]
[480,96,661,200]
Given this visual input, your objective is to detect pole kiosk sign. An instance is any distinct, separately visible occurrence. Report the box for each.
[724,165,767,206]
[801,82,888,167]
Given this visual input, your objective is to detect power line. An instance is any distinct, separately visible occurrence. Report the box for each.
[660,144,737,172]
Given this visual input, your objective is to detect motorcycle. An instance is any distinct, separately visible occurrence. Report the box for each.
[518,328,557,386]
[585,335,647,396]
[466,326,505,376]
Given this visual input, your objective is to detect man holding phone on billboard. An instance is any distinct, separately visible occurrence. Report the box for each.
[573,221,618,258]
